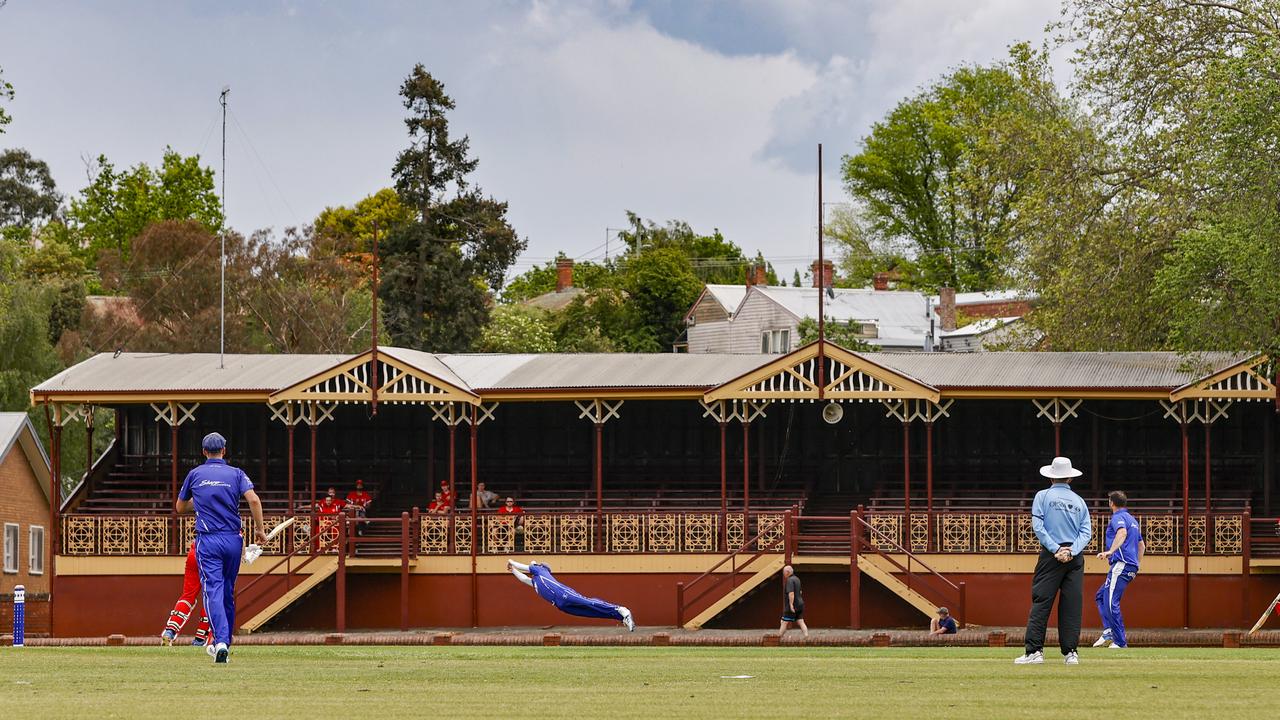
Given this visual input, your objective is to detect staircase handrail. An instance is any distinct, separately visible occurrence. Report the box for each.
[235,526,343,609]
[853,506,965,625]
[677,510,791,625]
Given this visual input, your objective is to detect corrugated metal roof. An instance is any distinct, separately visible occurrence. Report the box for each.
[865,351,1252,389]
[378,347,472,392]
[438,353,773,390]
[0,412,49,472]
[703,285,748,314]
[32,352,349,394]
[753,286,930,347]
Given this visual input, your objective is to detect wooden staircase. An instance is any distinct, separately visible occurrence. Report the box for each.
[857,554,937,619]
[684,556,784,630]
[239,557,339,634]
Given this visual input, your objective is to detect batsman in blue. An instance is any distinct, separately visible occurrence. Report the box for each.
[176,432,267,663]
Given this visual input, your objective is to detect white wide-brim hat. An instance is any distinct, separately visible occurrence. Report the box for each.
[1040,456,1082,479]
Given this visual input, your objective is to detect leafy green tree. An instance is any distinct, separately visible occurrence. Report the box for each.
[620,247,704,352]
[616,212,767,284]
[0,65,12,133]
[380,65,524,352]
[0,149,61,230]
[67,148,223,263]
[476,305,558,352]
[796,317,875,352]
[499,256,614,303]
[313,188,415,258]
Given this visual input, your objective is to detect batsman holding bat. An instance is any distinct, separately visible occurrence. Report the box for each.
[175,432,266,664]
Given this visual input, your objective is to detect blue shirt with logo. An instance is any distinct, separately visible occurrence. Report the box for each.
[1104,508,1143,569]
[1030,482,1093,556]
[178,458,253,534]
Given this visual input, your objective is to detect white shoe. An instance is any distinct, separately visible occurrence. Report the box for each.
[1092,631,1112,648]
[1065,651,1079,665]
[206,641,217,658]
[214,642,229,664]
[1107,643,1125,650]
[619,607,635,632]
[1013,651,1044,665]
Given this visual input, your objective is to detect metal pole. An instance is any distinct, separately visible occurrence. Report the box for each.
[1241,507,1251,628]
[371,224,380,416]
[1054,422,1061,457]
[170,416,179,555]
[336,512,346,633]
[595,420,604,552]
[926,421,934,553]
[448,422,457,514]
[852,505,864,630]
[219,87,228,369]
[469,405,478,627]
[401,511,410,631]
[310,421,318,554]
[286,423,295,517]
[1205,423,1213,552]
[1182,419,1190,628]
[849,510,857,629]
[742,421,751,519]
[817,143,825,393]
[902,422,911,534]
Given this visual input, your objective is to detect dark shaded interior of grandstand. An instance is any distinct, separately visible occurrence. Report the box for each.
[70,399,1277,517]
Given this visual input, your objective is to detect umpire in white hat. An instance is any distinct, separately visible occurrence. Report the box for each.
[1014,457,1093,666]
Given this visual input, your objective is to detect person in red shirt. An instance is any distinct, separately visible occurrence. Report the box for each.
[159,540,211,647]
[438,480,455,508]
[497,497,523,515]
[427,491,450,515]
[345,479,372,512]
[316,487,343,516]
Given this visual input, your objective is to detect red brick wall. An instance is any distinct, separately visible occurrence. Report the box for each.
[0,592,52,637]
[959,300,1032,320]
[0,444,50,594]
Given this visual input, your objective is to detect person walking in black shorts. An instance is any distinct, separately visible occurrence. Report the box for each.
[779,564,808,639]
[1014,457,1093,666]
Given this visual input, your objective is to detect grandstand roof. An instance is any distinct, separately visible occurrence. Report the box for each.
[28,345,1270,404]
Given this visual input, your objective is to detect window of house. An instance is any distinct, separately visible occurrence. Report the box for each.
[2,523,17,574]
[29,526,44,575]
[760,329,791,354]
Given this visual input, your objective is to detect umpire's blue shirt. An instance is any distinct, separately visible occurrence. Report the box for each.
[178,458,252,534]
[1030,482,1092,556]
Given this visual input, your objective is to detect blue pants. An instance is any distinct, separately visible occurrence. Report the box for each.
[195,532,242,646]
[1095,562,1137,647]
[534,576,624,621]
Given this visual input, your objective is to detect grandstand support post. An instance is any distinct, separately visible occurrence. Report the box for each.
[85,406,94,484]
[170,417,179,555]
[401,511,410,631]
[783,508,793,565]
[957,581,967,630]
[925,420,934,553]
[1182,419,1191,628]
[449,423,457,519]
[851,506,864,629]
[336,512,347,633]
[470,404,478,628]
[901,422,910,538]
[676,581,685,627]
[719,421,727,552]
[310,421,318,555]
[595,421,603,551]
[44,403,60,633]
[1241,508,1251,628]
[742,420,751,520]
[286,423,295,519]
[1053,422,1061,456]
[1205,423,1213,552]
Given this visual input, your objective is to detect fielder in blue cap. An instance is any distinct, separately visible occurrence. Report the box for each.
[176,432,266,663]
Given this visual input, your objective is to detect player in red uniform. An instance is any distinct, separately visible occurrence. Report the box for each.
[316,487,343,515]
[160,540,211,647]
[438,480,455,508]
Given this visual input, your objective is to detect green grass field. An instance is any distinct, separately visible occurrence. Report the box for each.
[2,646,1278,718]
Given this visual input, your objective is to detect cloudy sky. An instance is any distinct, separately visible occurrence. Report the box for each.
[0,0,1064,280]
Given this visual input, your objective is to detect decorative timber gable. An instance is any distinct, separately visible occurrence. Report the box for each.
[268,350,478,405]
[1170,354,1276,402]
[704,341,939,403]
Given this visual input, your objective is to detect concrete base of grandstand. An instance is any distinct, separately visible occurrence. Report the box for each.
[8,627,1280,648]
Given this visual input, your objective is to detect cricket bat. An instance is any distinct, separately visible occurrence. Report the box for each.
[1247,591,1280,635]
[243,517,297,564]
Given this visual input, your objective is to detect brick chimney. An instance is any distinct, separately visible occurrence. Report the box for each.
[555,258,574,292]
[873,272,891,291]
[938,287,957,332]
[744,263,769,287]
[810,260,833,289]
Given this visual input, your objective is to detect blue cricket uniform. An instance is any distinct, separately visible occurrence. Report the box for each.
[1095,508,1142,648]
[178,458,253,646]
[528,563,626,622]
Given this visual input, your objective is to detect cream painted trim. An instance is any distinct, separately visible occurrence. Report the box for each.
[1171,353,1274,401]
[705,341,939,403]
[415,553,784,574]
[870,554,1243,575]
[940,389,1172,400]
[269,351,478,405]
[56,555,336,576]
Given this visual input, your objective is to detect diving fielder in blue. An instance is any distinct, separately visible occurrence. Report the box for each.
[1093,490,1144,649]
[508,560,635,631]
[176,432,267,664]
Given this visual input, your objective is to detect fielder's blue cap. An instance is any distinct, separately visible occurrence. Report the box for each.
[202,432,226,452]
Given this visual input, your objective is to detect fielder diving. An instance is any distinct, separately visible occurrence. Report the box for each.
[508,560,635,631]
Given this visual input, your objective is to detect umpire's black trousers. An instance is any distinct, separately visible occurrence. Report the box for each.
[1024,548,1084,655]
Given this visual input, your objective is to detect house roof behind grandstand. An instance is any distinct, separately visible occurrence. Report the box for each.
[32,352,350,393]
[865,351,1252,389]
[438,352,773,390]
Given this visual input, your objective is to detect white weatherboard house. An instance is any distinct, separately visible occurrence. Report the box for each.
[682,271,1026,354]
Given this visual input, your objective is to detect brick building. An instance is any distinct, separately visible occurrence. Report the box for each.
[1,412,52,594]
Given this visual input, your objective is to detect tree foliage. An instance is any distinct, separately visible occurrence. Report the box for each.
[0,148,61,229]
[476,305,558,353]
[313,187,415,258]
[68,149,223,263]
[380,65,524,352]
[796,317,875,352]
[0,65,12,133]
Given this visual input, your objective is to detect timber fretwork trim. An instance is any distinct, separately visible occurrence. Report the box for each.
[1171,354,1276,402]
[269,351,478,405]
[882,399,954,424]
[1161,398,1233,426]
[704,341,939,403]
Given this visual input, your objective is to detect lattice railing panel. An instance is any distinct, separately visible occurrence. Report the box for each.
[909,514,929,553]
[100,517,131,555]
[608,514,643,553]
[316,517,340,553]
[523,515,553,554]
[453,518,472,554]
[63,516,96,555]
[557,515,592,553]
[757,513,786,551]
[135,517,168,555]
[686,514,719,553]
[940,514,972,553]
[1016,515,1040,552]
[648,514,678,553]
[420,516,449,554]
[1188,516,1207,555]
[485,516,516,554]
[868,514,902,551]
[182,516,197,550]
[725,513,744,551]
[977,514,1009,553]
[1215,515,1242,554]
[1143,516,1177,554]
[290,516,312,555]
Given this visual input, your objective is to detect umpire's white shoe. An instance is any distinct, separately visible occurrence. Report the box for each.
[619,607,635,632]
[1065,651,1080,665]
[214,642,229,664]
[1013,651,1044,665]
[1092,630,1112,647]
